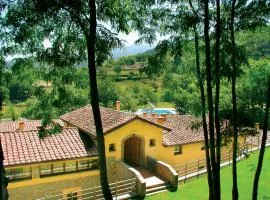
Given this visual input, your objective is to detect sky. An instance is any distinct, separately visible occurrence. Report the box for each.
[7,30,164,61]
[118,31,141,46]
[113,31,168,58]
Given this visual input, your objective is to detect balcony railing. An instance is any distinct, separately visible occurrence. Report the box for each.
[5,171,32,181]
[40,159,98,177]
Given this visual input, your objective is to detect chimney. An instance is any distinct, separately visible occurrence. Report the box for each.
[156,116,165,125]
[36,125,43,130]
[143,112,147,118]
[161,113,167,120]
[255,123,260,129]
[18,121,25,131]
[116,101,121,111]
[151,112,156,119]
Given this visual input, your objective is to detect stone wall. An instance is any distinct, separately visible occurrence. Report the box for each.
[156,161,178,190]
[9,173,100,200]
[8,157,137,200]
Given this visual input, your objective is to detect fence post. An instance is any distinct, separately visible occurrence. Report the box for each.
[197,160,200,178]
[229,150,231,166]
[115,179,118,199]
[258,135,260,150]
[184,163,187,182]
[251,137,253,152]
[94,185,96,200]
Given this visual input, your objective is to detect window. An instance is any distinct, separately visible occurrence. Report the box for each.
[78,160,88,170]
[5,167,31,180]
[40,164,52,176]
[65,161,77,172]
[40,159,99,178]
[149,139,156,147]
[67,192,78,200]
[53,163,64,174]
[174,145,182,155]
[109,143,116,152]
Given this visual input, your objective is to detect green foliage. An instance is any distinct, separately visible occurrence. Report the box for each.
[97,75,119,108]
[238,58,270,109]
[22,66,89,119]
[9,82,33,103]
[237,26,270,60]
[114,65,122,76]
[118,85,158,111]
[3,58,39,103]
[6,104,19,121]
[163,71,201,115]
[119,89,138,111]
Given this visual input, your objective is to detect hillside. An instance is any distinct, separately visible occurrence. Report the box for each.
[1,26,270,123]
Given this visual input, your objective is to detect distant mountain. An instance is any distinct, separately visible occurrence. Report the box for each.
[112,44,153,59]
[5,45,154,67]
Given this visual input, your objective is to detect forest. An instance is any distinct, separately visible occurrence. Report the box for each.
[1,26,270,128]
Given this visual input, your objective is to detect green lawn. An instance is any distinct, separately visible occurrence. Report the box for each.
[116,80,151,89]
[155,102,174,108]
[147,148,270,200]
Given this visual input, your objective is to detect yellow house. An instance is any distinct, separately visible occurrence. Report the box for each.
[0,103,245,199]
[0,121,102,200]
[60,104,234,168]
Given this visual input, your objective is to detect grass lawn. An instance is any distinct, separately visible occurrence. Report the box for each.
[155,102,175,108]
[146,148,270,200]
[116,80,151,89]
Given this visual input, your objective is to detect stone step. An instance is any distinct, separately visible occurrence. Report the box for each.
[113,192,137,200]
[146,183,172,195]
[146,182,167,189]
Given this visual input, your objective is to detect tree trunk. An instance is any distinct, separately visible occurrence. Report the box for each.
[214,0,221,199]
[194,24,214,200]
[88,0,112,199]
[203,0,217,198]
[0,143,8,200]
[252,76,270,200]
[0,144,4,200]
[230,0,239,199]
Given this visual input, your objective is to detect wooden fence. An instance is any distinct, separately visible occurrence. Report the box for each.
[174,150,235,181]
[37,178,137,200]
[174,134,269,182]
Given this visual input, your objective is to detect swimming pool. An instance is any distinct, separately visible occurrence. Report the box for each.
[136,108,177,115]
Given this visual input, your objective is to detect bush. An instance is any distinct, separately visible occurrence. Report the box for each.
[9,82,33,103]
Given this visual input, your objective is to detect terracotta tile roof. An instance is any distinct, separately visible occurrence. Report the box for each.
[163,115,205,146]
[61,105,171,137]
[246,130,270,145]
[60,105,204,145]
[60,105,136,136]
[0,128,97,167]
[0,120,41,132]
[0,119,64,133]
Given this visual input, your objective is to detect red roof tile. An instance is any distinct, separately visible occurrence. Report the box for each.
[0,120,41,132]
[0,119,64,133]
[60,105,168,136]
[163,115,205,146]
[60,105,218,146]
[0,128,97,167]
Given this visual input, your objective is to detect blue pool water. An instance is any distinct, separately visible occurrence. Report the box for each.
[138,108,177,115]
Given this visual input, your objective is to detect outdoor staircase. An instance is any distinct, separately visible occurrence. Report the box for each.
[146,182,172,196]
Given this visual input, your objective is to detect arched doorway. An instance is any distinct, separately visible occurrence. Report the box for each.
[124,136,142,166]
